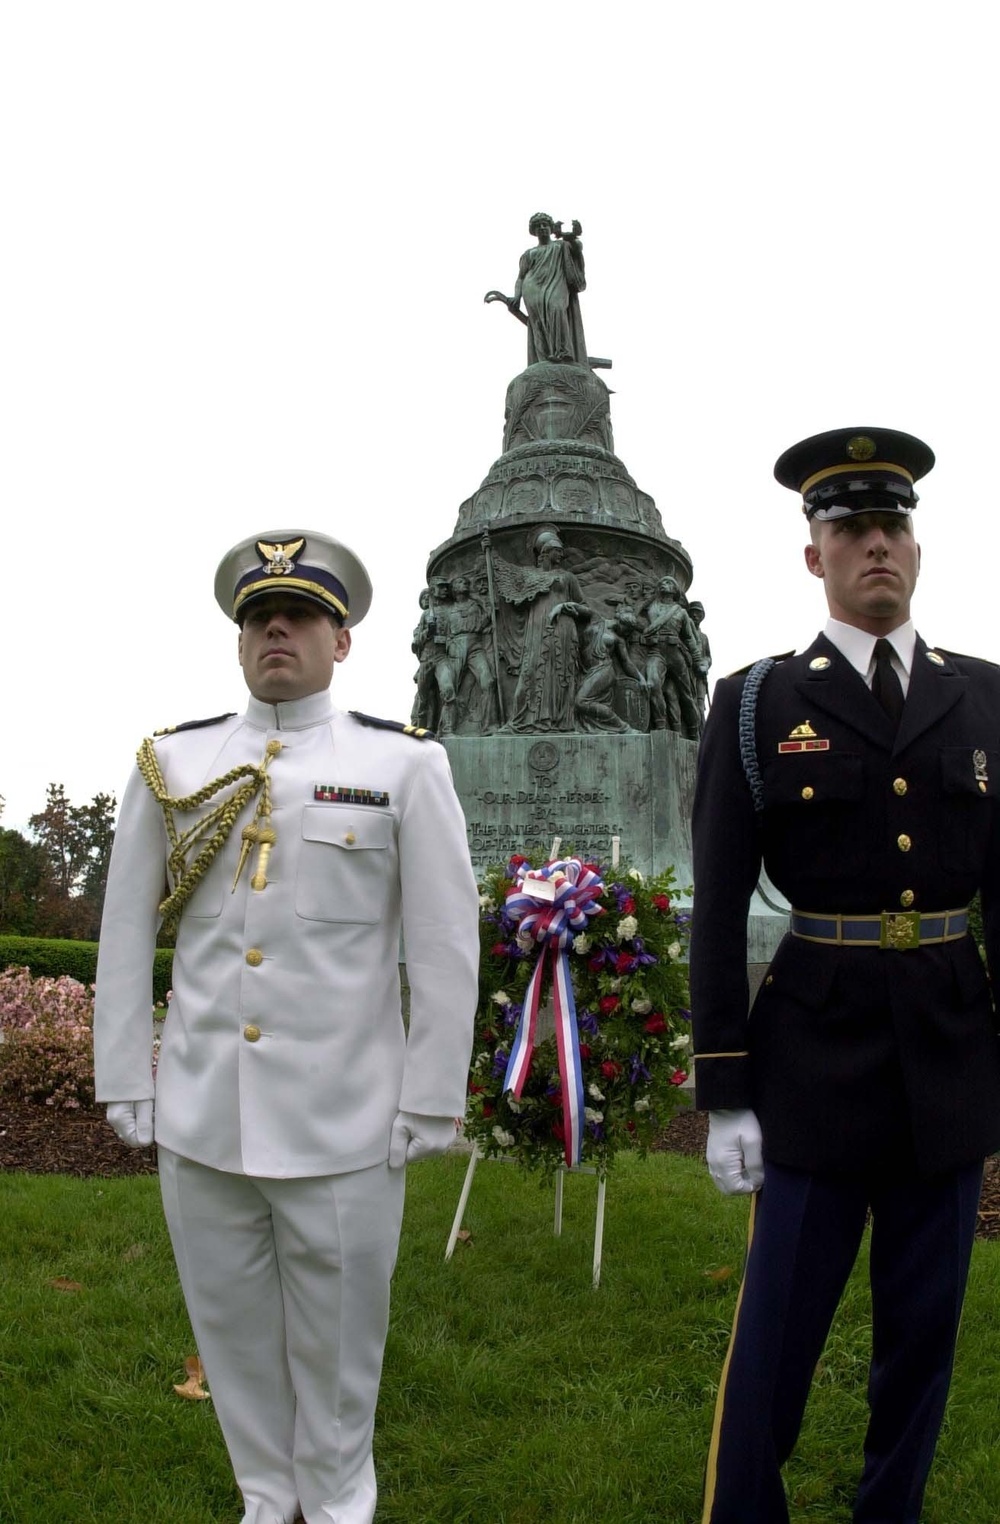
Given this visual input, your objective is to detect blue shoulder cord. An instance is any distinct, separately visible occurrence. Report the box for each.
[738,657,776,814]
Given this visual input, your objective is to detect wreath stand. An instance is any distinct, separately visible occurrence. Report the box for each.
[444,1143,608,1289]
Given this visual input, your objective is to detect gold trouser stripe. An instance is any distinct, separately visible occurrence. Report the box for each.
[701,1192,758,1524]
[692,1051,749,1060]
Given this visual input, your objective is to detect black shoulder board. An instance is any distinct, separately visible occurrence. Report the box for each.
[349,710,438,741]
[726,649,795,679]
[153,712,237,737]
[933,647,1000,671]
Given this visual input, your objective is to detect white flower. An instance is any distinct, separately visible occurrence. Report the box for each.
[516,928,535,951]
[507,1098,522,1114]
[667,940,682,960]
[609,978,622,993]
[492,1126,515,1148]
[475,1052,490,1069]
[634,1095,651,1112]
[627,869,644,883]
[478,893,495,911]
[631,997,652,1014]
[616,915,639,943]
[492,989,511,1007]
[588,1083,606,1102]
[573,933,592,954]
[670,1033,692,1051]
[584,1107,604,1124]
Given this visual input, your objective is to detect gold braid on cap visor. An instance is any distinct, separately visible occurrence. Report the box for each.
[232,576,348,621]
[136,737,281,932]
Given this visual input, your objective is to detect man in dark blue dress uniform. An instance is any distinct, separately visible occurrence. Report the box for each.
[691,427,1000,1523]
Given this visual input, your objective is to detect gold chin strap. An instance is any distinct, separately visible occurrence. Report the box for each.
[137,736,283,933]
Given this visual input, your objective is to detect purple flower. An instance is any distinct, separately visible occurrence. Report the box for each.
[610,882,631,911]
[632,937,658,967]
[628,1054,651,1086]
[578,1008,599,1036]
[587,1121,606,1141]
[503,1001,522,1028]
[492,1047,510,1078]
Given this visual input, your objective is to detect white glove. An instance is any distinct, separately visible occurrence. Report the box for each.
[706,1108,764,1195]
[388,1111,458,1168]
[107,1100,155,1148]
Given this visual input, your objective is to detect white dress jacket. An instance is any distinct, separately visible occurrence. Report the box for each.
[94,691,480,1178]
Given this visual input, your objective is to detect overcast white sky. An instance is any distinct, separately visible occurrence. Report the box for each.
[2,2,997,831]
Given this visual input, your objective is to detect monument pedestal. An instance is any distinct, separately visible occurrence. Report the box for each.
[444,729,696,882]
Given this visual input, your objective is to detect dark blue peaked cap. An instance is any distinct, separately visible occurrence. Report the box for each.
[774,427,935,520]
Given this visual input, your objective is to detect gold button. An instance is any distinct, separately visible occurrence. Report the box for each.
[980,781,988,794]
[266,739,283,757]
[765,975,773,986]
[897,834,912,852]
[809,656,831,671]
[345,831,356,845]
[893,778,907,796]
[900,890,915,908]
[245,949,263,967]
[243,1024,261,1043]
[801,786,814,801]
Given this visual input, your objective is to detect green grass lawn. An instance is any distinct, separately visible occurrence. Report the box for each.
[2,1152,1000,1522]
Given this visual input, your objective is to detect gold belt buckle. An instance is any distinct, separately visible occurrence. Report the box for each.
[880,910,921,950]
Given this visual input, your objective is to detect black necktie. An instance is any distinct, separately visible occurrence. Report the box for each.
[872,638,904,727]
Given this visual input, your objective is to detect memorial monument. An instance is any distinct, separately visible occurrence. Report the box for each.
[412,213,712,890]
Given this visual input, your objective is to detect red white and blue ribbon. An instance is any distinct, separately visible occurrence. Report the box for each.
[502,858,605,1167]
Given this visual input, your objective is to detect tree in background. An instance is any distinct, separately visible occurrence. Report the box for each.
[5,784,120,940]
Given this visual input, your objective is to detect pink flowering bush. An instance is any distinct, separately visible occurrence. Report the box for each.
[0,965,96,1109]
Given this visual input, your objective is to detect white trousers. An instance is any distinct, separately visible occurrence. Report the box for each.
[158,1149,406,1524]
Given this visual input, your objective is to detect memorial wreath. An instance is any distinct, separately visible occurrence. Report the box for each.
[465,852,692,1176]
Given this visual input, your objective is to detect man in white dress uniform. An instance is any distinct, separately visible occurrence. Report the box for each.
[94,531,480,1524]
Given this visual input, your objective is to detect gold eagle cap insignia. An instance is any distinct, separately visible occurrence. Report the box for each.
[256,537,306,576]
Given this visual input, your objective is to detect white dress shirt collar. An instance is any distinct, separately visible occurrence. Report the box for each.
[823,618,916,694]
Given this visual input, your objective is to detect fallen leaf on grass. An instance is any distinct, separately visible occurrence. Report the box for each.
[48,1277,84,1293]
[455,1229,473,1247]
[122,1243,146,1262]
[173,1354,210,1401]
[702,1266,734,1282]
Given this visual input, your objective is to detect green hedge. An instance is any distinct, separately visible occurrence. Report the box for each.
[0,936,173,1003]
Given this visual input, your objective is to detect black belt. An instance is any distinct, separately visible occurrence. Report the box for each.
[789,908,969,950]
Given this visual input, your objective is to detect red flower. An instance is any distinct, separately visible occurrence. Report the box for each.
[615,951,634,974]
[652,894,671,912]
[491,942,509,958]
[599,995,620,1015]
[480,1028,497,1043]
[551,1120,566,1142]
[578,1043,592,1060]
[670,1069,688,1086]
[468,1082,485,1094]
[621,895,636,914]
[482,1102,495,1117]
[643,1014,668,1035]
[601,1060,622,1079]
[547,1087,564,1108]
[509,854,528,868]
[626,1120,636,1133]
[588,954,606,972]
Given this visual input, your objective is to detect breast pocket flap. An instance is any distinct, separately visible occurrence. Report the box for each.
[301,805,393,851]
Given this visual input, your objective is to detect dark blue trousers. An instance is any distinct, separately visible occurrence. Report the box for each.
[702,1159,983,1524]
